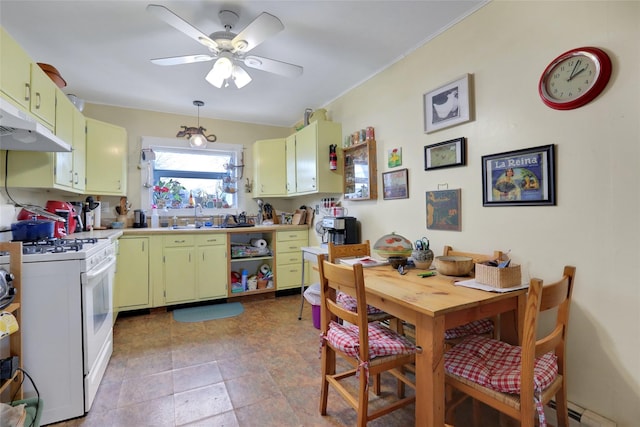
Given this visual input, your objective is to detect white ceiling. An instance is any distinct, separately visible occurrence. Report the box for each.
[0,1,487,127]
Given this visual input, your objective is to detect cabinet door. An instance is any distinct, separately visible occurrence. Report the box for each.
[29,63,56,128]
[0,28,31,110]
[164,246,196,303]
[86,118,127,195]
[197,245,227,299]
[115,238,149,309]
[72,108,86,191]
[294,124,317,193]
[254,138,286,196]
[55,91,75,188]
[285,134,297,194]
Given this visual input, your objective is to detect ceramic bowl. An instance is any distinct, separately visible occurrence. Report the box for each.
[388,256,408,269]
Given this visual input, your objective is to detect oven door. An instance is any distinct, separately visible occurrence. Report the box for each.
[81,254,115,377]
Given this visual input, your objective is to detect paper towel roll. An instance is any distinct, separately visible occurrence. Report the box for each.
[259,264,271,275]
[251,238,267,248]
[93,202,101,228]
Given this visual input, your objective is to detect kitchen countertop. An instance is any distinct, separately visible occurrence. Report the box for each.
[117,224,309,236]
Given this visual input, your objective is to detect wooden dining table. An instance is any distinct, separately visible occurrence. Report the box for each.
[357,265,528,427]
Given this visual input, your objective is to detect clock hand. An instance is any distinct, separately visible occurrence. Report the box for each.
[568,59,581,80]
[567,67,587,82]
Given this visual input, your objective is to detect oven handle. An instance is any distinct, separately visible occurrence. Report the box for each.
[86,255,116,280]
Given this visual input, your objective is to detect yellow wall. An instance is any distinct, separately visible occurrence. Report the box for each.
[319,1,638,424]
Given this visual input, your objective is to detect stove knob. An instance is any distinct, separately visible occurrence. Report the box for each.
[3,271,14,284]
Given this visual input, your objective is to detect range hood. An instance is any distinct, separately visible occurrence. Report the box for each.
[0,97,71,152]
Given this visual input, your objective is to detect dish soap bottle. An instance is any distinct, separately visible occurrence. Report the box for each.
[189,191,195,207]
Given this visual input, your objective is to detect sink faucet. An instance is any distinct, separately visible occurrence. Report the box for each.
[194,204,203,228]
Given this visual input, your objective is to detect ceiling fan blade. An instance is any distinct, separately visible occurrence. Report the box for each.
[151,54,215,66]
[147,4,219,51]
[232,12,284,52]
[243,55,303,78]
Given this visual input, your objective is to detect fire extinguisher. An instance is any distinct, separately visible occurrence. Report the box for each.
[329,144,337,170]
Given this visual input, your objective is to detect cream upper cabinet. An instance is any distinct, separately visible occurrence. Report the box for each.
[0,27,56,129]
[85,118,127,196]
[1,27,31,111]
[5,91,86,193]
[253,138,287,197]
[289,120,343,195]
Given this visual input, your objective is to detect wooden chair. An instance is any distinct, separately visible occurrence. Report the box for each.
[317,254,417,427]
[328,241,401,395]
[444,266,576,427]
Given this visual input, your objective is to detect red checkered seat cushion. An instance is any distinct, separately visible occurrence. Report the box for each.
[326,320,416,359]
[337,292,386,315]
[444,335,558,394]
[444,318,494,340]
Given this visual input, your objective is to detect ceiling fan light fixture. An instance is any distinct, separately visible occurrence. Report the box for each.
[198,36,218,50]
[232,65,252,88]
[213,53,233,79]
[234,39,249,51]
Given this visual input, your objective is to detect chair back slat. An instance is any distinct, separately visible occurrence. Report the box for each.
[328,241,371,263]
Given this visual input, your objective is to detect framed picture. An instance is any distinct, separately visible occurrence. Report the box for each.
[424,74,472,133]
[382,168,409,200]
[424,137,466,170]
[481,144,556,206]
[426,189,461,231]
[388,147,402,168]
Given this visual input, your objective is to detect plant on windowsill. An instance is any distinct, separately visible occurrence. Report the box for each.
[153,179,185,209]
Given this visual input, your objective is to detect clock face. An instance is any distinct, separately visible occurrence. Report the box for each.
[539,47,612,110]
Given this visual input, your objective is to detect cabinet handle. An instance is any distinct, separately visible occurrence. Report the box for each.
[74,172,79,185]
[69,171,74,184]
[202,253,205,261]
[174,240,186,243]
[189,253,191,262]
[24,83,30,102]
[35,92,41,109]
[142,241,145,251]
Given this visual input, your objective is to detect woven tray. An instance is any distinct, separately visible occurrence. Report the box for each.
[474,263,522,288]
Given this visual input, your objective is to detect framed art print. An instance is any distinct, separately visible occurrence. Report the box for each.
[426,189,461,231]
[481,144,556,206]
[382,168,409,200]
[424,74,472,133]
[424,137,466,170]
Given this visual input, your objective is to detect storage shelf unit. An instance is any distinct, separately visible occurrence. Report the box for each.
[0,242,23,400]
[228,232,275,296]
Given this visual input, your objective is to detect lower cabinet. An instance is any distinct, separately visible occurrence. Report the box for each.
[163,234,227,305]
[275,230,309,290]
[115,237,150,310]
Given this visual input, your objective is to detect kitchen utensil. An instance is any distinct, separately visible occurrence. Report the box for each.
[414,237,430,251]
[11,219,55,241]
[434,255,474,276]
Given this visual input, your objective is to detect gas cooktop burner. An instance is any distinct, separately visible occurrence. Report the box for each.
[19,238,99,255]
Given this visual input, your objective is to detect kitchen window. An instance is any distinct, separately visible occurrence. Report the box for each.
[142,138,243,213]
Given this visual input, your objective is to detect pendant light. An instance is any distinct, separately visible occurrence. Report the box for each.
[176,100,217,147]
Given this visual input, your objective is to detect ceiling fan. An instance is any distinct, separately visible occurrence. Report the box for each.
[146,4,303,89]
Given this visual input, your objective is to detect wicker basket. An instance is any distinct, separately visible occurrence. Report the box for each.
[475,263,522,288]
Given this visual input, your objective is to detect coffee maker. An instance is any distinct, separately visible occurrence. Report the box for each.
[321,216,359,245]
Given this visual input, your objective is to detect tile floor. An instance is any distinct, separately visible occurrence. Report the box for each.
[49,294,499,427]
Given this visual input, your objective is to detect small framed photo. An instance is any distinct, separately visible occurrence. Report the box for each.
[426,189,461,231]
[388,147,402,168]
[481,144,556,206]
[424,137,466,170]
[382,168,409,200]
[424,74,472,133]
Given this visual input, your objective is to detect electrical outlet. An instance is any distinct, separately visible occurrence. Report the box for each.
[315,204,319,214]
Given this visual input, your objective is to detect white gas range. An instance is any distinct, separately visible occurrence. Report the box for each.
[0,236,116,425]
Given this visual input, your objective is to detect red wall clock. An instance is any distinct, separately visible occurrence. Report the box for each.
[539,47,612,110]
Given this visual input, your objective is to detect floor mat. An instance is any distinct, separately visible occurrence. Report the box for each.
[173,302,244,323]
